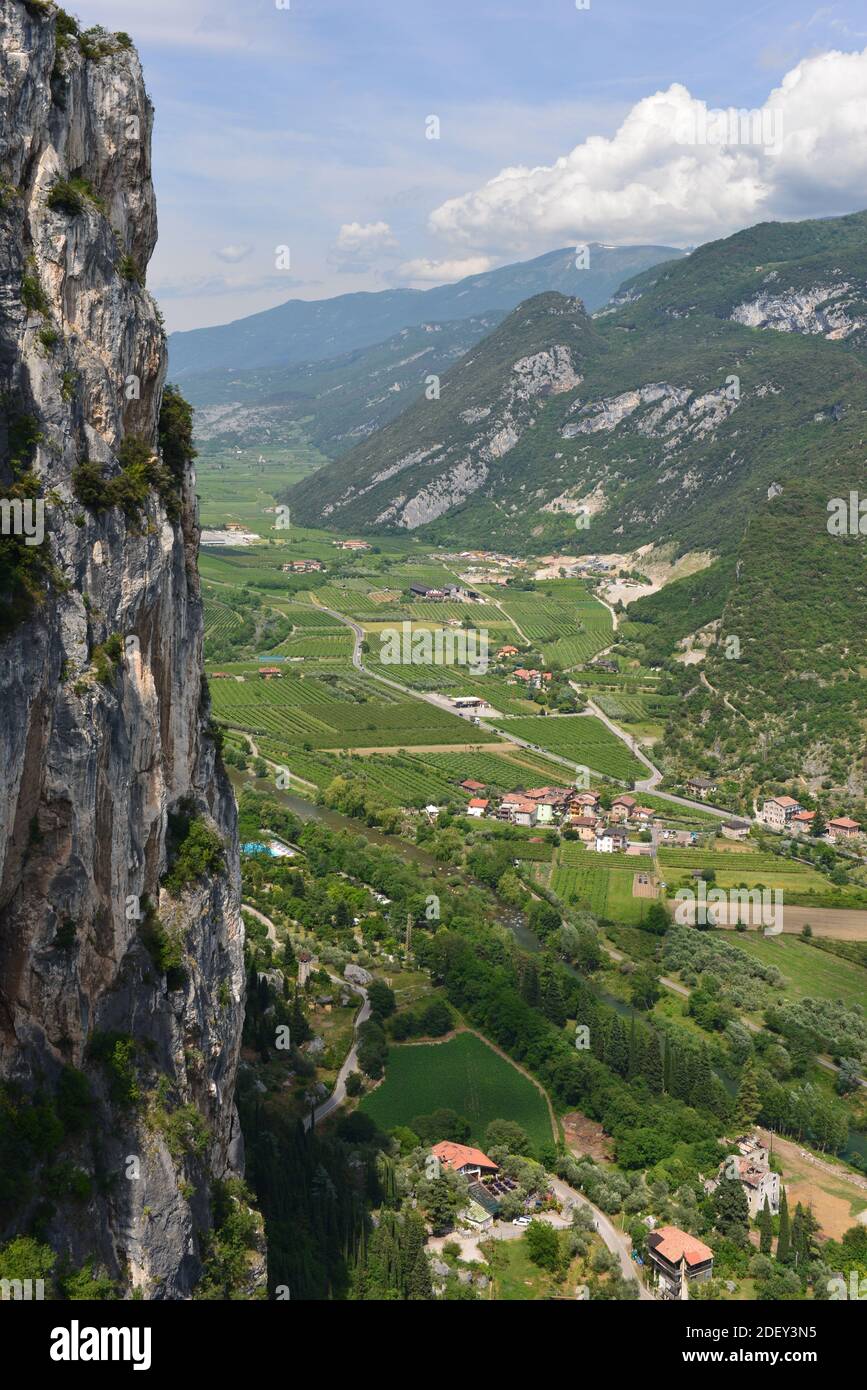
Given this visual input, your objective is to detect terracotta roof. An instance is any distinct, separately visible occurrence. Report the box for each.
[431,1141,498,1172]
[772,796,800,808]
[460,779,486,791]
[648,1226,713,1267]
[613,794,637,805]
[830,817,860,830]
[792,810,815,821]
[468,798,489,809]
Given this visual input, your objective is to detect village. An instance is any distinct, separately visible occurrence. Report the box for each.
[425,1132,785,1300]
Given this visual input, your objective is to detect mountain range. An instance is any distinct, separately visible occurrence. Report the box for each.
[286,210,867,554]
[286,209,867,796]
[168,242,684,380]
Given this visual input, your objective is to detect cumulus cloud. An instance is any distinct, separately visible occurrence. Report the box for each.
[332,221,398,270]
[215,243,253,263]
[397,255,495,284]
[428,49,867,251]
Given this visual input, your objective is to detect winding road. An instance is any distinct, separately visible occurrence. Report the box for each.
[241,901,372,1127]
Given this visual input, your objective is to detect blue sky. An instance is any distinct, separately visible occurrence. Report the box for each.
[78,0,867,330]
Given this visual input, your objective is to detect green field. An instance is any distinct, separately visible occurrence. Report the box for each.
[492,713,646,782]
[552,851,653,925]
[360,1031,553,1150]
[657,846,865,907]
[209,672,498,750]
[715,931,867,1009]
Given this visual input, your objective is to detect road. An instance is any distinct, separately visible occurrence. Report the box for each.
[303,974,371,1129]
[241,901,372,1127]
[546,1175,654,1299]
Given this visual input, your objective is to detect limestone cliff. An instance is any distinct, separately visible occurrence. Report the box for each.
[0,3,247,1298]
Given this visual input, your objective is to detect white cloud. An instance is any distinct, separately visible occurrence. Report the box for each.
[336,220,396,250]
[332,221,399,272]
[397,255,495,284]
[215,243,253,263]
[428,49,867,251]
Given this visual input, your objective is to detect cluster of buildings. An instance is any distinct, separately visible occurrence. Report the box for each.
[410,582,481,601]
[460,780,659,849]
[760,795,862,842]
[332,539,371,552]
[281,559,324,574]
[200,525,262,548]
[703,1135,781,1219]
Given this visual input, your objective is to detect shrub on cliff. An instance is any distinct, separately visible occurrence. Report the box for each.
[163,813,225,896]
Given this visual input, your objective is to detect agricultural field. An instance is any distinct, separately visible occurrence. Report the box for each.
[203,597,245,643]
[656,846,867,908]
[194,443,325,530]
[492,713,646,782]
[552,847,655,925]
[489,580,613,667]
[210,674,499,750]
[359,1031,553,1150]
[713,931,867,1010]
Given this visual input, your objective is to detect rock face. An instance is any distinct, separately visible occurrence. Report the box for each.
[0,5,245,1298]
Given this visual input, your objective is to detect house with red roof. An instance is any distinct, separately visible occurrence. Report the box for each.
[647,1226,714,1299]
[828,816,862,841]
[790,809,816,836]
[498,795,538,827]
[466,797,489,818]
[430,1141,499,1179]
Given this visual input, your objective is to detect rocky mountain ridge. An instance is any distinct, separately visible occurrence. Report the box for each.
[0,2,249,1298]
[286,209,867,559]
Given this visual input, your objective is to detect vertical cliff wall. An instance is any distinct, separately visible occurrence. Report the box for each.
[0,3,247,1298]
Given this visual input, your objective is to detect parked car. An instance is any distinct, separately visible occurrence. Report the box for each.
[514,1216,531,1227]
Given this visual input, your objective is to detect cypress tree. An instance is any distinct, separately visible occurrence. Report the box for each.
[643,1034,663,1093]
[777,1186,791,1263]
[627,1015,640,1079]
[758,1195,773,1254]
[735,1056,761,1129]
[606,1014,629,1076]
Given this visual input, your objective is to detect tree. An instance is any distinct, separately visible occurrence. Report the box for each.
[368,980,396,1020]
[630,969,661,1011]
[357,1018,388,1079]
[836,1057,862,1095]
[425,1177,457,1236]
[735,1056,761,1129]
[485,1119,531,1155]
[777,1187,791,1263]
[643,901,670,935]
[525,1219,559,1272]
[758,1195,774,1255]
[713,1177,750,1245]
[790,1203,819,1271]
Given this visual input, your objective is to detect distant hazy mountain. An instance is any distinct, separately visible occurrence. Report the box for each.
[168,243,684,378]
[184,313,507,459]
